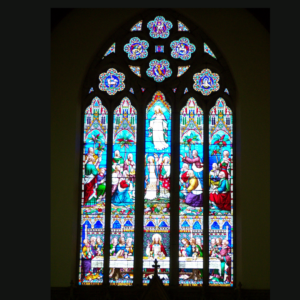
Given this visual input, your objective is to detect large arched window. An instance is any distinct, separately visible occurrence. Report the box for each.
[79,9,235,288]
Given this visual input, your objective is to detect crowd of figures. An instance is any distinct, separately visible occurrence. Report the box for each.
[209,237,231,283]
[83,147,106,205]
[179,150,204,208]
[179,237,203,281]
[81,237,104,281]
[209,150,232,212]
[81,235,135,282]
[111,150,136,206]
[179,237,203,258]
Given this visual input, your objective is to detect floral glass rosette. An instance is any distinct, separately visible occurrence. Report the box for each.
[99,68,125,96]
[146,59,172,82]
[170,37,195,60]
[124,37,149,60]
[193,69,220,96]
[147,16,173,39]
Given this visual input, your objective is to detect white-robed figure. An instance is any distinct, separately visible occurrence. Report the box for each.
[156,153,171,199]
[144,155,158,200]
[148,106,169,151]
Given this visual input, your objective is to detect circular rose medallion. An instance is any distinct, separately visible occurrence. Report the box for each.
[170,37,196,60]
[147,16,173,39]
[124,37,149,60]
[146,59,172,82]
[99,68,125,95]
[193,69,220,96]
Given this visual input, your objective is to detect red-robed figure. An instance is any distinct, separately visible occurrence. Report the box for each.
[209,171,231,211]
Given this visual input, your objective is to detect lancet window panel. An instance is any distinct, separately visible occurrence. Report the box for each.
[143,91,171,286]
[179,98,204,286]
[79,97,108,286]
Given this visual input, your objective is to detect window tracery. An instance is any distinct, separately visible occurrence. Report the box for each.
[79,10,235,288]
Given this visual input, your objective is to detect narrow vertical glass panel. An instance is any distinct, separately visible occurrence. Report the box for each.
[109,97,137,286]
[178,20,189,31]
[204,43,216,59]
[179,98,204,286]
[178,66,190,77]
[79,97,108,285]
[184,88,189,94]
[131,20,142,31]
[209,98,233,287]
[104,43,116,57]
[129,65,141,77]
[143,91,171,286]
[155,45,164,53]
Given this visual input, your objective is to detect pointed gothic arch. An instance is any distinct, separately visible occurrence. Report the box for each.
[78,8,236,288]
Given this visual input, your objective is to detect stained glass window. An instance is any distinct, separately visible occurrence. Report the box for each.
[209,98,233,287]
[109,98,137,286]
[79,97,107,285]
[179,98,204,286]
[79,11,235,289]
[143,91,171,286]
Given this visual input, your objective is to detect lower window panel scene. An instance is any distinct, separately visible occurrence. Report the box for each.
[78,96,234,287]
